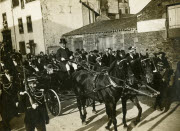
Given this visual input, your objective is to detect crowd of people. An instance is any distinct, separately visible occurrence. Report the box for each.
[0,38,180,131]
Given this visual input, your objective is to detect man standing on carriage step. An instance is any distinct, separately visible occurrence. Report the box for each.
[56,38,77,75]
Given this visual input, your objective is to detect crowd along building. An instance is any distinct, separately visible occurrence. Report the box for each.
[63,0,180,69]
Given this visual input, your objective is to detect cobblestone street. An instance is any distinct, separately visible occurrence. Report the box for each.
[3,96,180,131]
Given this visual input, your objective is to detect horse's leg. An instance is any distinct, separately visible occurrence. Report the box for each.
[77,98,84,124]
[82,98,87,125]
[130,96,142,125]
[122,97,128,127]
[105,103,117,131]
[112,103,117,131]
[105,104,112,130]
[92,100,96,113]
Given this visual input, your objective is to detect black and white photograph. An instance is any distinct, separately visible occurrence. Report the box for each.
[0,0,180,131]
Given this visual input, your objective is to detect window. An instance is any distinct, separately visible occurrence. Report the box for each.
[2,13,8,29]
[26,0,35,3]
[20,0,25,9]
[26,16,33,32]
[18,18,24,34]
[12,0,19,7]
[19,41,26,55]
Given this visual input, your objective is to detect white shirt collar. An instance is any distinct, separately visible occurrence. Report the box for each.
[13,61,17,66]
[5,73,11,81]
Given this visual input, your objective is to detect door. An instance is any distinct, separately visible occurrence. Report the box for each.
[168,4,180,29]
[19,41,26,55]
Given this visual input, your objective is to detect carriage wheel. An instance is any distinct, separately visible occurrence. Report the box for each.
[45,89,61,116]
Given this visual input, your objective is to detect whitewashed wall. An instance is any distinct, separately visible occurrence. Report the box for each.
[137,19,166,33]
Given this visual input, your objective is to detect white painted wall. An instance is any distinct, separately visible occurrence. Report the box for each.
[12,0,45,54]
[137,19,166,33]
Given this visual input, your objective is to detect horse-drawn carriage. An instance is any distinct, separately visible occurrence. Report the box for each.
[0,45,172,131]
[21,63,74,117]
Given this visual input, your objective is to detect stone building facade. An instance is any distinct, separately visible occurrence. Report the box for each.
[63,16,137,52]
[64,0,180,69]
[0,0,100,54]
[137,0,180,69]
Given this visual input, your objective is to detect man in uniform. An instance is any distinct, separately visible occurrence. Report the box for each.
[19,77,49,131]
[0,66,19,131]
[56,38,77,75]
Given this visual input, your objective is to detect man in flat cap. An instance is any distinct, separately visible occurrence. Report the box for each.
[56,38,77,75]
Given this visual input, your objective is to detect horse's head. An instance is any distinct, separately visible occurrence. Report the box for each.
[141,58,154,84]
[114,59,135,85]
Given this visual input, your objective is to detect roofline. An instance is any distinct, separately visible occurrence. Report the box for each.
[167,2,180,7]
[63,28,137,37]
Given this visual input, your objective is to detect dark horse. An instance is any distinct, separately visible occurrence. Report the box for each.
[72,59,134,131]
[120,57,158,127]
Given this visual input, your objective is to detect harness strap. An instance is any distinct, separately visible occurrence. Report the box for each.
[107,75,118,87]
[92,73,103,102]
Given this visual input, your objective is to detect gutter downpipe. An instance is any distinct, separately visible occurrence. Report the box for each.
[10,0,17,50]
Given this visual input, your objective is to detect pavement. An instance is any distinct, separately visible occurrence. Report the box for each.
[0,96,180,131]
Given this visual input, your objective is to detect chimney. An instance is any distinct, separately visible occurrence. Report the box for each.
[96,0,110,21]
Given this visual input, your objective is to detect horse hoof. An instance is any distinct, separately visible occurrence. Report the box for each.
[136,119,140,123]
[123,124,128,128]
[82,121,87,125]
[105,126,110,130]
[160,107,164,111]
[92,110,97,114]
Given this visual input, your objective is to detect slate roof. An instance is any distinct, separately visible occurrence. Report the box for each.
[63,15,137,36]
